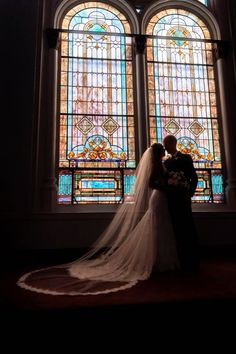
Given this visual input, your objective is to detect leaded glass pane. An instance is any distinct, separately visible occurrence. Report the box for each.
[58,2,135,204]
[146,9,224,203]
[58,169,135,204]
[58,171,72,204]
[73,170,123,204]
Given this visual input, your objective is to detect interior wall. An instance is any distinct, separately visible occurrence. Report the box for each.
[1,0,40,214]
[3,212,236,252]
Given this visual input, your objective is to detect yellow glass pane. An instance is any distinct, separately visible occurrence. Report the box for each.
[149,117,156,127]
[208,67,214,79]
[210,93,216,105]
[126,45,132,59]
[62,17,70,29]
[60,87,67,100]
[61,58,68,72]
[126,62,132,75]
[150,127,157,140]
[146,24,154,35]
[149,104,155,115]
[148,90,155,104]
[206,51,213,64]
[205,43,212,50]
[208,79,215,92]
[127,89,133,102]
[126,75,133,89]
[60,72,67,86]
[127,103,134,115]
[123,21,131,33]
[148,76,155,90]
[60,116,67,125]
[210,106,217,117]
[60,101,67,113]
[128,126,135,138]
[146,45,153,61]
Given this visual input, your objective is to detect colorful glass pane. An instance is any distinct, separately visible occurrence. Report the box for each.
[58,171,72,204]
[73,170,122,204]
[59,2,135,204]
[58,169,136,204]
[192,170,224,203]
[146,9,224,203]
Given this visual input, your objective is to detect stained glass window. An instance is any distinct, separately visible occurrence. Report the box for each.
[58,2,135,204]
[146,9,224,203]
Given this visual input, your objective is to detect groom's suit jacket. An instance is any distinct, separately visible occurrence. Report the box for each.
[164,151,198,197]
[163,152,199,272]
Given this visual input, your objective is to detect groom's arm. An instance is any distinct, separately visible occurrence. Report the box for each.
[185,155,198,197]
[149,178,167,190]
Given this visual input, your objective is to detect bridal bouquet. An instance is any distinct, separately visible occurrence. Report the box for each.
[167,171,189,190]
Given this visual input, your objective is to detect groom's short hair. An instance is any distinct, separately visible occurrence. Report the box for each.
[163,135,177,145]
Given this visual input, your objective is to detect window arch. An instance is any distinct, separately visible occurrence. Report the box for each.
[58,2,136,204]
[146,8,224,203]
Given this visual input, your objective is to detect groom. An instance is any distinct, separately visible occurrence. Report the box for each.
[163,135,199,272]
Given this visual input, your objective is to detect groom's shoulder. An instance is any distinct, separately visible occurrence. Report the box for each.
[177,152,193,162]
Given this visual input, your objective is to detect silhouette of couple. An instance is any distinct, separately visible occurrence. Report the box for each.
[18,135,199,296]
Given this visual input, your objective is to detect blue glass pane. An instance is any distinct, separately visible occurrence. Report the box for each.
[81,180,115,189]
[124,172,135,195]
[212,173,223,195]
[59,174,72,195]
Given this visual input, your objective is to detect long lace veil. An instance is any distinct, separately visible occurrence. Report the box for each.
[73,147,154,260]
[17,148,159,296]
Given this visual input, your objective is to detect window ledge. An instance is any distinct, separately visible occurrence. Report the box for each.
[2,206,236,221]
[192,204,235,213]
[53,203,236,214]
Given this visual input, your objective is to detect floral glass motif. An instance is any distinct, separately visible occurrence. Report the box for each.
[58,2,135,204]
[146,9,224,203]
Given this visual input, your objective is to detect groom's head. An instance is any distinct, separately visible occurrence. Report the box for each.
[163,135,177,155]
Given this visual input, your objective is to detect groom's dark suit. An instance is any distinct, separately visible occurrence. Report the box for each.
[164,151,199,272]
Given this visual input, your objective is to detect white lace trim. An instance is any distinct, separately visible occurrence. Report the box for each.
[17,273,138,296]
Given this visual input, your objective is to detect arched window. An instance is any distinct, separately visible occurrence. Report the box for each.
[58,2,135,204]
[146,9,224,203]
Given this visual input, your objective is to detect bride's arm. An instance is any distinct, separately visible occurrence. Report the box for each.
[149,163,167,190]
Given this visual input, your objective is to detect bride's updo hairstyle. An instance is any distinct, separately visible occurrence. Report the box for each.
[151,143,164,162]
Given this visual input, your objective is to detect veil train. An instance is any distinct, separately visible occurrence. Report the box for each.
[17,148,179,296]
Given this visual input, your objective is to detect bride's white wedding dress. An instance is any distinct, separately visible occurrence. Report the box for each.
[17,148,179,296]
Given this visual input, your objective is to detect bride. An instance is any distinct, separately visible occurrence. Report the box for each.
[17,143,179,296]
